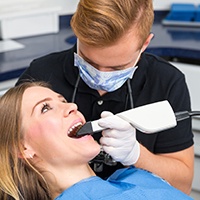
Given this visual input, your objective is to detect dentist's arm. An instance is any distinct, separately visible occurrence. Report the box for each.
[99,111,194,194]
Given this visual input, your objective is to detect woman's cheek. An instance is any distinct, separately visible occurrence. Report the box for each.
[77,111,86,123]
[25,123,43,141]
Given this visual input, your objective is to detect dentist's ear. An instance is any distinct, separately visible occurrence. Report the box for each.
[141,33,154,53]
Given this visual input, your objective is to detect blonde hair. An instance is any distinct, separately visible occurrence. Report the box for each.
[0,82,52,200]
[71,0,154,48]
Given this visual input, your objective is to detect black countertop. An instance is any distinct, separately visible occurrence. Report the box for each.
[1,12,200,82]
[147,11,200,62]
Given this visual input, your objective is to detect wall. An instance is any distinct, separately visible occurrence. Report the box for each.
[42,0,80,15]
[0,0,79,15]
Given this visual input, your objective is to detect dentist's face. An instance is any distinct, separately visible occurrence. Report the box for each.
[78,26,153,72]
[21,86,100,168]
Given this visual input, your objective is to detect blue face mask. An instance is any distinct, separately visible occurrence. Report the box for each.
[74,53,139,92]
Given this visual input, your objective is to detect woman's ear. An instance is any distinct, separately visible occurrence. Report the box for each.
[23,148,35,159]
[19,144,35,159]
[141,33,154,52]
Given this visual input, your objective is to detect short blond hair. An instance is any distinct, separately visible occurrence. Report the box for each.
[71,0,154,48]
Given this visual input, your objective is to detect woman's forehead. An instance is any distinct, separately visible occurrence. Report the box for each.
[23,86,55,99]
[22,87,56,108]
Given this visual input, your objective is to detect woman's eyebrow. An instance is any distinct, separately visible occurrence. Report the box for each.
[31,97,51,116]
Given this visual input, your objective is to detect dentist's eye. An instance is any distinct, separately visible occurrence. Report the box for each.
[41,103,52,113]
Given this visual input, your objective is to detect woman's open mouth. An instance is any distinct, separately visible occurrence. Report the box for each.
[68,122,83,138]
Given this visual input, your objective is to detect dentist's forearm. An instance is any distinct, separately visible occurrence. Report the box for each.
[134,145,194,194]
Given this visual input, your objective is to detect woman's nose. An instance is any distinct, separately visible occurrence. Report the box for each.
[63,103,78,117]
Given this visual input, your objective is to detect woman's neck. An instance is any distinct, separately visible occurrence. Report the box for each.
[44,164,96,199]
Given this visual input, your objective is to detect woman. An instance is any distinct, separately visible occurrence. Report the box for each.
[0,82,192,200]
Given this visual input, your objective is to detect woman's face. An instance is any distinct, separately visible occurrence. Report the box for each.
[21,86,100,168]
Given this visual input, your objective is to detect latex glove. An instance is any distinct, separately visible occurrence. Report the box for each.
[99,111,140,166]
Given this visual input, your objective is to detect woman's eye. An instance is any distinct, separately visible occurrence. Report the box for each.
[41,103,52,113]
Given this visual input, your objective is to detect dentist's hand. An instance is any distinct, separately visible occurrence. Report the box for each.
[99,111,140,166]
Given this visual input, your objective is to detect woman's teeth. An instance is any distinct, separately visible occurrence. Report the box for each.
[68,122,83,137]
